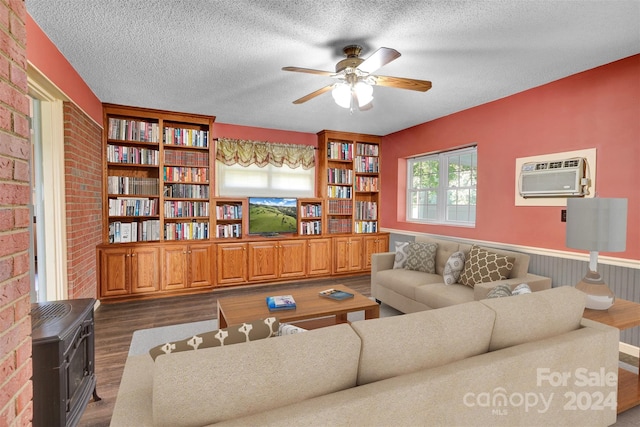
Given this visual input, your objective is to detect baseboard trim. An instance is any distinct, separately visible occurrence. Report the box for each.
[620,342,640,358]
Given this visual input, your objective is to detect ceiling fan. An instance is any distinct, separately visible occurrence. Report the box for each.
[283,45,432,111]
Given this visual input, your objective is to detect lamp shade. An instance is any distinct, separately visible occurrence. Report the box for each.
[565,198,627,252]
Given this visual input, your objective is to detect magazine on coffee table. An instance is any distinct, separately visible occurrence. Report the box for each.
[319,288,355,301]
[266,295,297,311]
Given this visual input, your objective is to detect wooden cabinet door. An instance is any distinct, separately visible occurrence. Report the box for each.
[188,243,215,288]
[333,237,351,273]
[348,236,363,271]
[248,241,278,281]
[307,238,332,276]
[363,234,389,270]
[130,246,160,294]
[99,247,130,297]
[162,245,187,291]
[216,243,247,285]
[278,239,307,278]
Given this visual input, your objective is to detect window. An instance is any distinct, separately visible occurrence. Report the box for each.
[407,146,477,226]
[216,162,315,197]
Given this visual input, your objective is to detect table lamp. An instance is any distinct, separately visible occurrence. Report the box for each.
[565,197,628,310]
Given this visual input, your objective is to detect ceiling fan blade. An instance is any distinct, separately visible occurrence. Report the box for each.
[292,85,333,104]
[282,66,334,77]
[358,47,401,74]
[359,101,373,111]
[372,75,432,92]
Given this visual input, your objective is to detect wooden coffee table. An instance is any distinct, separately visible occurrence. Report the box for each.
[217,285,379,329]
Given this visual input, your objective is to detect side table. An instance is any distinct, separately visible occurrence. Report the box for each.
[583,298,640,414]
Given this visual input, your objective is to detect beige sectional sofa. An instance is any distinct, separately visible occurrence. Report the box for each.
[111,287,619,426]
[372,235,553,313]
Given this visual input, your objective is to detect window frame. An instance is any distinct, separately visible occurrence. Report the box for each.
[215,161,315,198]
[406,145,477,227]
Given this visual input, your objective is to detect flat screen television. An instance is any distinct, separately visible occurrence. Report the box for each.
[248,197,298,236]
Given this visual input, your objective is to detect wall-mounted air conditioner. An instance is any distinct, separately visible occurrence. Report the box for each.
[518,157,589,198]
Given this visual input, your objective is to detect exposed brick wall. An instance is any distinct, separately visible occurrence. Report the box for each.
[63,102,102,299]
[0,1,33,425]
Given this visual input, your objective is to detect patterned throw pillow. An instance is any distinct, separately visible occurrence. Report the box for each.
[443,251,466,285]
[512,283,532,295]
[404,242,438,273]
[149,317,279,360]
[393,241,410,269]
[458,245,515,288]
[486,284,513,298]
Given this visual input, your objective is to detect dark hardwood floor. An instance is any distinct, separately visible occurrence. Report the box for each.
[79,275,372,427]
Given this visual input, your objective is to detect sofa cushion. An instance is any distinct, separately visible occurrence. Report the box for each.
[148,317,278,360]
[443,251,466,285]
[152,324,361,427]
[480,286,586,351]
[404,242,438,273]
[376,268,442,299]
[392,241,410,269]
[458,245,515,287]
[414,283,475,309]
[350,301,494,385]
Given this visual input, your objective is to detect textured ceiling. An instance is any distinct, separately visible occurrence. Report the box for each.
[26,0,640,136]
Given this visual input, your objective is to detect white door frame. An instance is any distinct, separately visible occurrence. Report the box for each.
[28,65,68,302]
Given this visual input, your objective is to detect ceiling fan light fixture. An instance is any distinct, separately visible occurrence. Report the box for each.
[354,81,373,107]
[332,83,352,108]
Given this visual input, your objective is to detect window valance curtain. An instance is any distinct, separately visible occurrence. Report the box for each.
[216,137,315,170]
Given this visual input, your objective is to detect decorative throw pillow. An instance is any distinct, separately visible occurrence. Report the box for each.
[486,284,513,298]
[458,245,515,288]
[443,251,466,285]
[393,241,410,269]
[512,283,532,295]
[404,242,438,273]
[149,317,279,360]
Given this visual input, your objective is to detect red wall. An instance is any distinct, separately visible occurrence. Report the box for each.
[26,15,102,124]
[213,122,316,146]
[381,55,640,261]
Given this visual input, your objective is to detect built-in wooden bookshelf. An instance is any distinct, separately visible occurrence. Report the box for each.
[317,130,381,235]
[298,198,323,236]
[99,108,388,302]
[103,104,215,244]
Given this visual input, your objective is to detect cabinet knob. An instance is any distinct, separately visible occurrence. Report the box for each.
[131,253,136,257]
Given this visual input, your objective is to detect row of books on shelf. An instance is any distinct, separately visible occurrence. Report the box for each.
[164,201,209,218]
[299,220,322,235]
[327,199,353,215]
[355,156,380,173]
[164,183,209,199]
[355,143,379,156]
[300,204,321,218]
[327,141,353,160]
[109,198,159,217]
[327,218,352,234]
[108,176,159,195]
[327,168,352,184]
[109,220,160,243]
[108,118,159,143]
[163,166,209,183]
[107,145,159,165]
[164,222,210,240]
[327,185,352,199]
[163,127,209,147]
[164,150,209,167]
[355,201,378,220]
[355,176,379,192]
[354,221,378,233]
[216,204,242,220]
[216,223,242,238]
